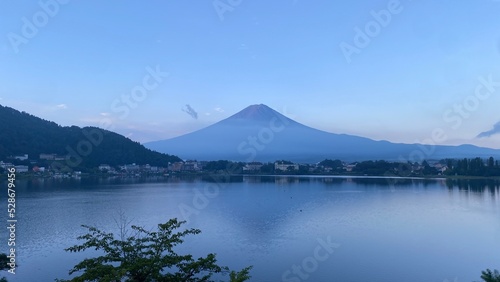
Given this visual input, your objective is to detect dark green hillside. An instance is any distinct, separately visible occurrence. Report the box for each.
[0,104,181,169]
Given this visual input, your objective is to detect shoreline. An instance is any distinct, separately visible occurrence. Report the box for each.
[2,171,500,181]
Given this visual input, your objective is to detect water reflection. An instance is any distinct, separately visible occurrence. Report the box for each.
[446,178,500,194]
[8,175,500,195]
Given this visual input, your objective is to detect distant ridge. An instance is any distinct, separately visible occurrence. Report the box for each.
[145,104,500,162]
[0,104,181,169]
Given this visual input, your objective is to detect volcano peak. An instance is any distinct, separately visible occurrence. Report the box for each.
[144,104,500,162]
[227,104,288,122]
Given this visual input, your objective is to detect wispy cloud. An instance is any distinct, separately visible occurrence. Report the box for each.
[214,107,224,113]
[239,43,248,50]
[43,103,68,112]
[182,104,198,119]
[477,121,500,138]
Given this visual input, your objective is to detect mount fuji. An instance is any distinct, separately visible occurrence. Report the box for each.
[144,104,500,162]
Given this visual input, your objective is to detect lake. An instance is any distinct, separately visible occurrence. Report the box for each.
[1,176,499,282]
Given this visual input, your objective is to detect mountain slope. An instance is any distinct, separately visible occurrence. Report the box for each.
[145,104,500,162]
[0,104,181,168]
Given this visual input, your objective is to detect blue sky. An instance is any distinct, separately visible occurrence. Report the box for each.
[1,0,500,148]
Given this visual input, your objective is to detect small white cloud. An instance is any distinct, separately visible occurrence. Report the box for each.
[100,112,111,116]
[55,104,67,110]
[214,107,224,113]
[205,112,211,116]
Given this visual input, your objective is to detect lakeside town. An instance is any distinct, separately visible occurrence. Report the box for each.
[2,152,500,179]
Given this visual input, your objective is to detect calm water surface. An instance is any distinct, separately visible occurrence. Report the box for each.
[1,176,499,282]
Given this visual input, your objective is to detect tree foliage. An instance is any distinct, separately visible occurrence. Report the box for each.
[318,159,343,170]
[445,157,500,177]
[58,218,251,282]
[353,160,398,176]
[202,161,243,173]
[480,269,500,282]
[0,253,8,282]
[0,253,8,271]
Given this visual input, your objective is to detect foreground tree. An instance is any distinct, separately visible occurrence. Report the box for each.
[0,253,10,281]
[479,269,500,282]
[57,218,251,282]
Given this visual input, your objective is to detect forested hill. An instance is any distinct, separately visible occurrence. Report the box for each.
[0,104,181,168]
